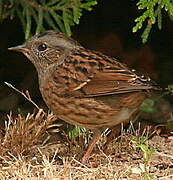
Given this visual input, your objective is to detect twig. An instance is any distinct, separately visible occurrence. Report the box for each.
[5,81,40,110]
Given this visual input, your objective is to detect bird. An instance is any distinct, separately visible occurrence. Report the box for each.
[8,30,159,163]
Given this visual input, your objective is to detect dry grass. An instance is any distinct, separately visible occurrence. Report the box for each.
[0,109,60,157]
[0,104,172,179]
[0,112,173,180]
[0,135,173,180]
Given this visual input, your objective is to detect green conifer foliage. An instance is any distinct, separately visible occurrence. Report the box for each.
[133,0,173,43]
[0,0,97,39]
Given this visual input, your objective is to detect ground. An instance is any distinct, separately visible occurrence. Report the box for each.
[0,120,173,180]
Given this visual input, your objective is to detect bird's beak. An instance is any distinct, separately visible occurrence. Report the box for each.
[8,44,30,53]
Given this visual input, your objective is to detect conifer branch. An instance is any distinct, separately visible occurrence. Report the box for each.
[133,0,173,43]
[0,0,97,39]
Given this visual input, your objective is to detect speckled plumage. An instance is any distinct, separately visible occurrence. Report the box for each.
[9,30,158,163]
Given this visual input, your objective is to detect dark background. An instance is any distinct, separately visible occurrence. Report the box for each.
[0,0,173,118]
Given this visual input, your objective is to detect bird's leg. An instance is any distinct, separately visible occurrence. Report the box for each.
[81,129,101,164]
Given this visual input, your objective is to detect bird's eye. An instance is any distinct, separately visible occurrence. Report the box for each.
[37,44,47,51]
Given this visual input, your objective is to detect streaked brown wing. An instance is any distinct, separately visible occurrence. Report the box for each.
[80,70,154,97]
[65,49,158,97]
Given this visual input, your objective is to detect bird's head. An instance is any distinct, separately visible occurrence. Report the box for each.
[8,31,80,73]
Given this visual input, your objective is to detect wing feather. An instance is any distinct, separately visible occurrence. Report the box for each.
[81,71,154,97]
[66,50,158,97]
